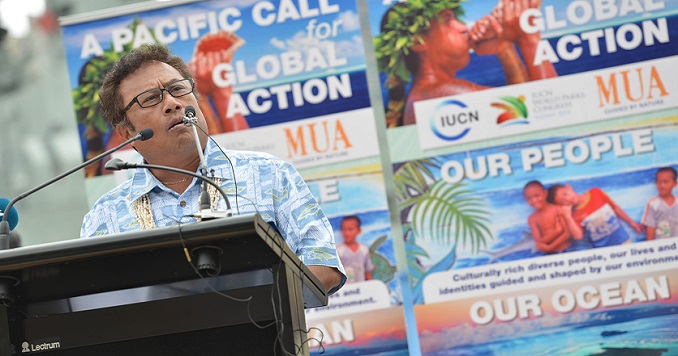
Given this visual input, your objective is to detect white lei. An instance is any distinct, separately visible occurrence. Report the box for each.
[132,177,223,230]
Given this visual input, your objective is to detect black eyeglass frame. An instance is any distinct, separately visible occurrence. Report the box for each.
[122,78,195,112]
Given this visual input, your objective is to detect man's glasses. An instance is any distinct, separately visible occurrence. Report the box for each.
[122,78,195,112]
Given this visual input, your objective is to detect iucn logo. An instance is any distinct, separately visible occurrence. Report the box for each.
[429,99,478,141]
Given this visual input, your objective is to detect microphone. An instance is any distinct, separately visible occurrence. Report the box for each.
[0,128,154,250]
[0,198,19,231]
[105,158,232,219]
[183,106,197,125]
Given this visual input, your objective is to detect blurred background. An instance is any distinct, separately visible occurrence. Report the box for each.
[0,0,147,246]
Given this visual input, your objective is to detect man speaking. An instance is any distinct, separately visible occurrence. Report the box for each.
[80,43,345,294]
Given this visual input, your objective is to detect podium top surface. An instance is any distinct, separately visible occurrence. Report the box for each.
[0,214,327,308]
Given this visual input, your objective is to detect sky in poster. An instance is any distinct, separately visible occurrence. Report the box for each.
[62,0,366,91]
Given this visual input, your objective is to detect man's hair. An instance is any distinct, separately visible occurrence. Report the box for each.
[375,0,465,81]
[99,43,194,130]
[546,184,565,204]
[523,180,545,192]
[342,215,361,228]
[657,166,677,181]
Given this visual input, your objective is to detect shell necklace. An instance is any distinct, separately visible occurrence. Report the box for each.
[133,177,223,229]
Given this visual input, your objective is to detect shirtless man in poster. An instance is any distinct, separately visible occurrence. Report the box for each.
[404,0,556,124]
[376,0,557,127]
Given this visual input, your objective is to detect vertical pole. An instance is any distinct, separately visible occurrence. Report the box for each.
[0,305,12,356]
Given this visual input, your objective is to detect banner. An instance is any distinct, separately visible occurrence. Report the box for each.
[305,307,409,355]
[414,56,678,150]
[372,0,678,353]
[417,239,678,355]
[393,111,678,353]
[61,2,405,352]
[303,163,411,355]
[58,1,678,354]
[368,0,678,129]
[62,0,375,175]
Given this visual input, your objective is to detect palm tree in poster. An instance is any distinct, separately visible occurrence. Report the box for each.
[72,18,151,177]
[394,158,493,303]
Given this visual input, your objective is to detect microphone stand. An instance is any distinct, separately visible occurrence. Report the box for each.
[105,158,232,219]
[184,114,208,176]
[183,108,213,214]
[0,129,154,250]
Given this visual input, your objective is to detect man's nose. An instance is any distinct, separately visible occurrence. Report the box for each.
[163,92,182,113]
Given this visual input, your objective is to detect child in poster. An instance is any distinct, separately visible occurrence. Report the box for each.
[642,166,678,240]
[548,184,642,248]
[337,215,374,283]
[523,180,581,253]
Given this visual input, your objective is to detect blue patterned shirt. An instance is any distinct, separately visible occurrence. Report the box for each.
[81,140,346,293]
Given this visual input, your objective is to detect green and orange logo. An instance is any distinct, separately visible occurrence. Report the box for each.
[492,96,528,125]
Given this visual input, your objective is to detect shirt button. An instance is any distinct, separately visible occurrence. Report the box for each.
[179,201,187,207]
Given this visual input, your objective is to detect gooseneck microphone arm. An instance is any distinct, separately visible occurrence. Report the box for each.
[183,106,208,175]
[105,158,232,218]
[182,106,212,213]
[0,128,154,250]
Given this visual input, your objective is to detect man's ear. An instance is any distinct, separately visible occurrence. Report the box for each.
[115,123,134,141]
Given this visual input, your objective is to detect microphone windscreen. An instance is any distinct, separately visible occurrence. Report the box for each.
[138,128,154,141]
[0,198,19,231]
[185,106,196,118]
[104,158,124,171]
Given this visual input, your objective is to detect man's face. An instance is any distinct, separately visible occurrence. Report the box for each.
[656,171,677,197]
[523,185,546,210]
[117,61,208,165]
[341,219,361,243]
[421,9,470,69]
[554,186,577,206]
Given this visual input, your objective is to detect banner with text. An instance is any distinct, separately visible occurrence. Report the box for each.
[110,107,380,177]
[415,56,678,150]
[417,239,678,355]
[61,0,374,176]
[392,112,678,299]
[306,307,409,355]
[303,163,409,355]
[368,0,678,129]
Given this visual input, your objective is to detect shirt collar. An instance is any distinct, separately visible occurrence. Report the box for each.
[128,167,162,203]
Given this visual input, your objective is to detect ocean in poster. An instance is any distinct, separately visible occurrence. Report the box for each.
[424,304,678,356]
[328,209,398,296]
[328,209,392,248]
[456,165,678,269]
[409,125,678,269]
[312,342,411,356]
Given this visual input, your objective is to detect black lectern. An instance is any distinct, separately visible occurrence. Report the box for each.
[0,214,327,355]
